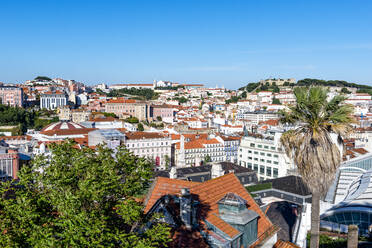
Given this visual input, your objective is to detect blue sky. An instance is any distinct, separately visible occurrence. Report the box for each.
[1,0,372,88]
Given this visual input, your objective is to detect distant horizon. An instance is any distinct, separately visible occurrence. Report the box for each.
[1,75,372,90]
[1,1,372,88]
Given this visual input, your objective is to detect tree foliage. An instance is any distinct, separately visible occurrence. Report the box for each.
[0,141,171,247]
[279,87,354,248]
[280,87,354,194]
[297,78,372,95]
[137,123,144,131]
[124,116,139,123]
[272,97,281,105]
[34,76,52,81]
[107,88,158,100]
[204,155,212,162]
[0,104,58,133]
[175,96,188,104]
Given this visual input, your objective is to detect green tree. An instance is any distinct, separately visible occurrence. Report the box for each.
[125,116,139,123]
[164,155,170,169]
[241,91,247,98]
[137,122,144,131]
[0,141,171,247]
[283,81,290,86]
[156,116,162,121]
[272,86,280,93]
[272,97,281,105]
[279,87,354,248]
[177,97,188,104]
[204,155,212,163]
[341,87,351,94]
[34,76,52,81]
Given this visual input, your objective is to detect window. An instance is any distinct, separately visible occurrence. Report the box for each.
[267,160,271,163]
[248,157,252,160]
[248,150,252,153]
[273,168,278,178]
[264,145,269,149]
[267,153,272,157]
[260,152,265,156]
[258,145,262,148]
[260,159,264,162]
[266,167,272,176]
[253,164,258,172]
[260,166,265,175]
[254,158,258,161]
[271,146,275,150]
[250,143,255,147]
[274,161,279,165]
[254,151,258,155]
[274,154,279,158]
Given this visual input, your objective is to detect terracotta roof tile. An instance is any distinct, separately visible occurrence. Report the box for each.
[273,240,300,248]
[145,173,274,241]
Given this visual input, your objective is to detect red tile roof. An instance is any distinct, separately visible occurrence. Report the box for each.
[144,174,274,241]
[273,240,300,248]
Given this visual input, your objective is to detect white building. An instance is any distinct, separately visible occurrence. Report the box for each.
[238,132,294,181]
[175,137,225,167]
[124,132,172,169]
[236,111,279,125]
[40,91,68,110]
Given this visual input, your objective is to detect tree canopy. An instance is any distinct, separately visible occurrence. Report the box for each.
[279,87,354,248]
[106,88,158,100]
[0,104,59,133]
[0,141,170,247]
[34,76,52,81]
[280,86,354,195]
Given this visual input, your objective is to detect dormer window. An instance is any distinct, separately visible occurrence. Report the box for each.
[218,193,258,247]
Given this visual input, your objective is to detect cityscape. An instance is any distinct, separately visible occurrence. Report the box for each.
[1,1,372,248]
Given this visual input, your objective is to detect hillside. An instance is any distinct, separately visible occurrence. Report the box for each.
[239,78,372,95]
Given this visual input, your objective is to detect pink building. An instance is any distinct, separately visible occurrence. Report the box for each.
[0,148,20,180]
[151,104,174,123]
[0,86,23,107]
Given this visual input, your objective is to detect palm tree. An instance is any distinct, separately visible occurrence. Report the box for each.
[279,87,354,248]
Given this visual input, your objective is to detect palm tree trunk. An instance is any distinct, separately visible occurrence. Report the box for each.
[347,225,358,248]
[310,191,320,248]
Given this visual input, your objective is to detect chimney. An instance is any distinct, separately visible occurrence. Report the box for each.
[180,188,192,229]
[211,162,224,178]
[169,166,177,179]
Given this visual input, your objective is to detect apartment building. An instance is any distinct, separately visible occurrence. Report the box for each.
[175,136,225,167]
[0,145,20,180]
[58,107,91,123]
[150,104,174,123]
[236,111,279,125]
[105,99,149,121]
[238,132,294,181]
[124,132,171,169]
[0,85,23,107]
[40,91,68,110]
[220,135,241,163]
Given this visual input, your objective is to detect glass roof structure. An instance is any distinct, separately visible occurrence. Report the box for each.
[321,167,372,234]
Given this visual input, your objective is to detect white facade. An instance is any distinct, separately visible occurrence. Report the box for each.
[238,132,294,181]
[236,111,279,125]
[40,92,68,110]
[124,134,172,169]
